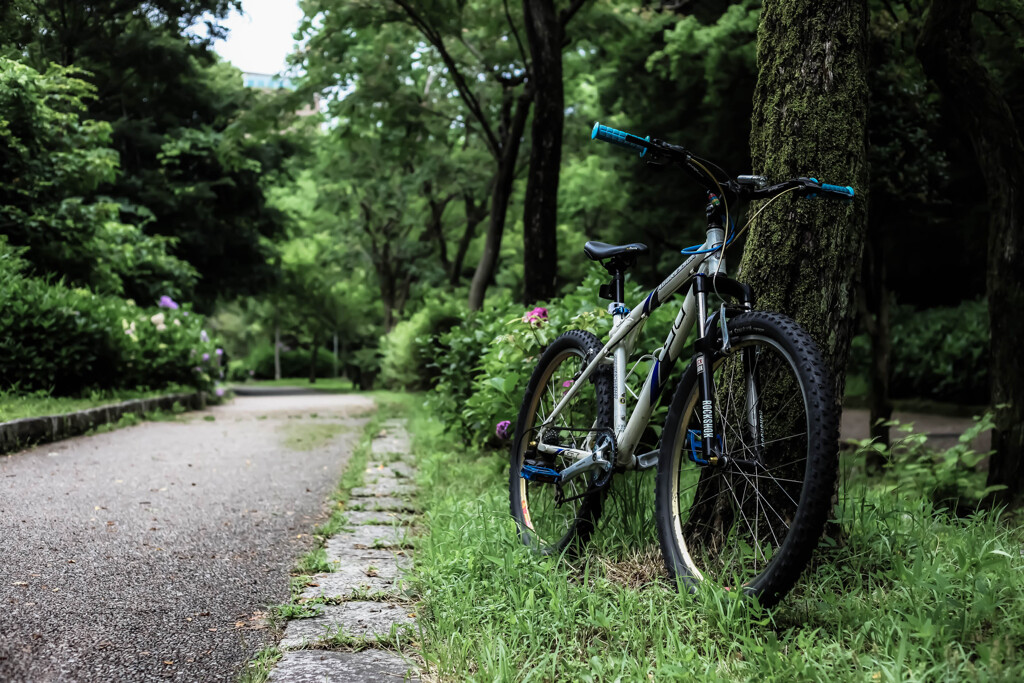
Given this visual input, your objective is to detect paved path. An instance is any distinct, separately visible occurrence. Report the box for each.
[841,407,991,452]
[0,393,374,682]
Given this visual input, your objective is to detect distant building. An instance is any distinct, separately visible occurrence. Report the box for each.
[241,71,319,117]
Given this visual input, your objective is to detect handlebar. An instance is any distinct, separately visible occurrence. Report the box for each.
[590,120,855,202]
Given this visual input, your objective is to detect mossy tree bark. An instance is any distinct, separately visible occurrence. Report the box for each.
[918,0,1024,506]
[739,0,870,405]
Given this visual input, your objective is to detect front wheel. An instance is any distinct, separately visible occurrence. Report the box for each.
[509,330,613,554]
[654,311,838,607]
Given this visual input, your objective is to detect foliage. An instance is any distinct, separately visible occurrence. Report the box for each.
[246,340,338,381]
[0,239,222,396]
[408,402,1024,681]
[850,298,989,402]
[0,57,197,300]
[2,1,289,309]
[379,299,465,391]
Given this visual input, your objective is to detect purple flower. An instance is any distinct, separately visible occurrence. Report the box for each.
[200,330,209,343]
[183,311,190,317]
[495,420,512,440]
[192,366,202,373]
[215,387,225,397]
[158,295,179,310]
[202,353,210,362]
[248,369,255,376]
[215,348,224,357]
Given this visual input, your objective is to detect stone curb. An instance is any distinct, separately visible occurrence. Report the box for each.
[0,392,205,455]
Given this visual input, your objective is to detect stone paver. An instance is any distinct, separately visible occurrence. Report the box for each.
[372,435,412,455]
[365,461,416,480]
[325,525,411,554]
[346,510,415,526]
[278,602,415,649]
[298,565,401,601]
[348,496,417,512]
[268,650,418,683]
[351,481,417,498]
[269,417,419,681]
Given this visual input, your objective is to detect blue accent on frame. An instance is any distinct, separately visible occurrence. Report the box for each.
[650,360,661,402]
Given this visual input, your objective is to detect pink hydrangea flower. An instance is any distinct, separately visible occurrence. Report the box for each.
[562,380,574,388]
[522,307,549,327]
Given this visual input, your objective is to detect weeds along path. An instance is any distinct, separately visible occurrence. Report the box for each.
[0,392,373,682]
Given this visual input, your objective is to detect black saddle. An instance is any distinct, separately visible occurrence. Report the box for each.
[583,241,649,262]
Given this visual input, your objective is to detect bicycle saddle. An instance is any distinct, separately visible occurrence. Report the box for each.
[583,241,649,261]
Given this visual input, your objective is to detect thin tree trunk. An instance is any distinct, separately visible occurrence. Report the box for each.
[521,0,563,304]
[274,325,281,381]
[857,214,893,465]
[469,92,532,310]
[918,0,1024,506]
[308,333,318,384]
[739,0,870,404]
[451,192,487,286]
[333,333,339,378]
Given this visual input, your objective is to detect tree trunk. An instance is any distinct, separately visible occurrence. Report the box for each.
[451,192,487,286]
[521,0,563,304]
[469,92,532,310]
[918,0,1024,506]
[274,325,281,381]
[857,213,893,466]
[308,333,318,384]
[739,0,870,405]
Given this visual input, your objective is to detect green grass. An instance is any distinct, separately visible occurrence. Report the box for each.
[237,377,356,392]
[406,402,1024,682]
[236,646,282,683]
[278,422,353,451]
[0,385,192,422]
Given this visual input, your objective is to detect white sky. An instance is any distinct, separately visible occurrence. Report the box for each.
[213,0,304,75]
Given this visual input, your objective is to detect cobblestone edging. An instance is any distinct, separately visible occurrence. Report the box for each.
[0,392,206,455]
[267,418,421,682]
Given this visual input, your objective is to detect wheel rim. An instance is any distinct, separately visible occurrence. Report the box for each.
[516,347,601,551]
[669,335,810,590]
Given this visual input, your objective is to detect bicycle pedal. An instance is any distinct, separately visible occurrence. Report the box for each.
[636,449,659,470]
[521,464,561,484]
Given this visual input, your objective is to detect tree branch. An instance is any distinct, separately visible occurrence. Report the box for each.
[504,0,531,72]
[559,0,591,29]
[392,0,502,158]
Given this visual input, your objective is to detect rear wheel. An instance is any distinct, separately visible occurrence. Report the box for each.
[509,330,613,554]
[654,312,838,607]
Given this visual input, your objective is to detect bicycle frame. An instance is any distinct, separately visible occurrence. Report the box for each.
[535,222,753,481]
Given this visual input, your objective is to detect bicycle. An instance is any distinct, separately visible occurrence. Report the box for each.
[508,122,855,607]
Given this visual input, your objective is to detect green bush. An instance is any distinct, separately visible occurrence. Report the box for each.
[850,299,988,403]
[379,298,464,390]
[0,239,222,396]
[247,339,337,379]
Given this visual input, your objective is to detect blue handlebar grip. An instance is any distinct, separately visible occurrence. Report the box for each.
[820,183,855,198]
[592,122,648,156]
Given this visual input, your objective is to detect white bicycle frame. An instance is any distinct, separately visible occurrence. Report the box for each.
[535,225,742,481]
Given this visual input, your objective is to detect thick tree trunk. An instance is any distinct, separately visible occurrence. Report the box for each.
[918,0,1024,506]
[739,0,870,405]
[521,0,563,304]
[469,92,532,310]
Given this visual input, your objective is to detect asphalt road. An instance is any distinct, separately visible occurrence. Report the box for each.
[0,393,374,682]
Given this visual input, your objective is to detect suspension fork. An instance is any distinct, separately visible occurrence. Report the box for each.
[692,273,719,465]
